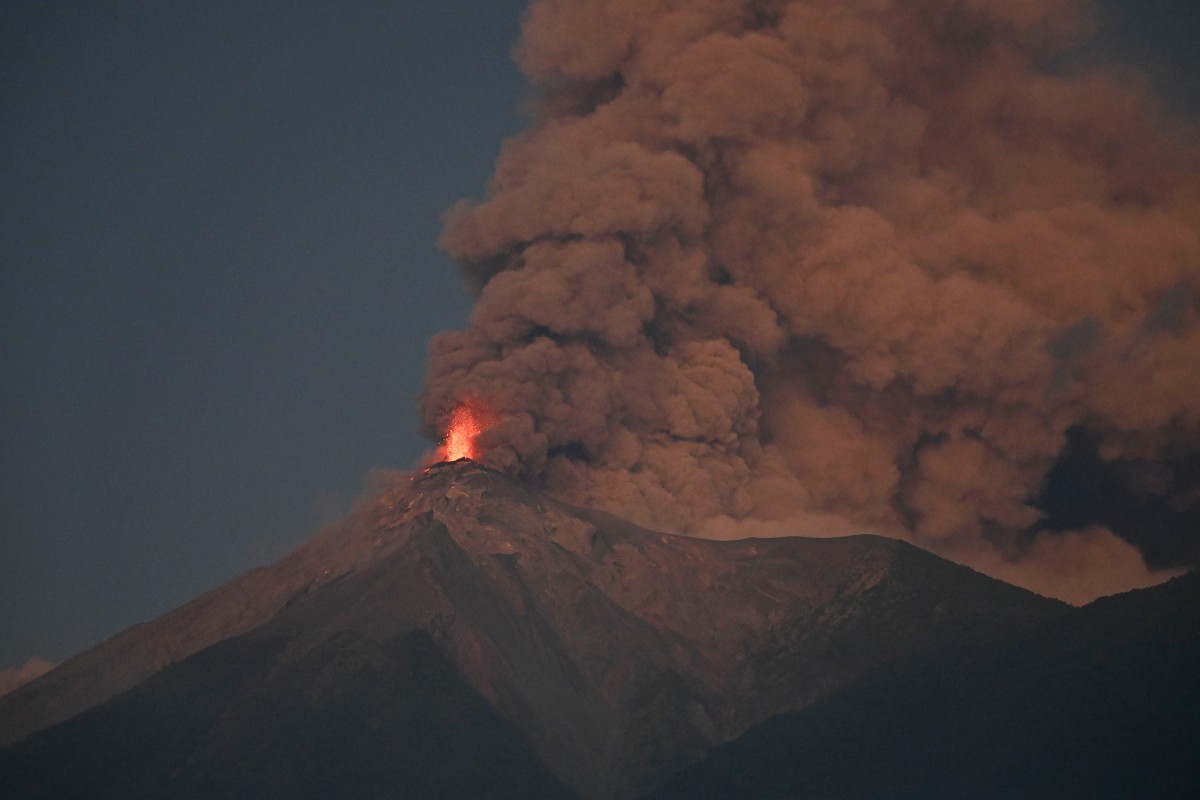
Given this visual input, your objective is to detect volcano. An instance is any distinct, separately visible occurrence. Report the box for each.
[1,460,1196,798]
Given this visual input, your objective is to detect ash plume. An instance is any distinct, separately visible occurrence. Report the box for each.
[419,0,1200,602]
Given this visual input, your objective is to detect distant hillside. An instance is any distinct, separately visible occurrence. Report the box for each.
[647,571,1200,799]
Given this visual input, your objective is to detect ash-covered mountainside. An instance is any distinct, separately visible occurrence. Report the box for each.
[649,569,1200,800]
[3,460,1070,798]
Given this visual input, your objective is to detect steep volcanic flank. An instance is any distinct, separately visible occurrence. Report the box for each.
[3,461,1061,798]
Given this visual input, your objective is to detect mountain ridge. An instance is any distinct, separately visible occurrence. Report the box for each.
[647,569,1200,799]
[6,459,1151,799]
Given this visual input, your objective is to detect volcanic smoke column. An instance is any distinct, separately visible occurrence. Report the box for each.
[419,0,1200,600]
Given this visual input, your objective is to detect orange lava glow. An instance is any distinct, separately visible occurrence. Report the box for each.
[442,404,487,461]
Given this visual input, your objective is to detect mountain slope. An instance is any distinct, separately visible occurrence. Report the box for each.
[0,628,577,800]
[0,497,408,749]
[646,570,1200,800]
[1,460,1066,798]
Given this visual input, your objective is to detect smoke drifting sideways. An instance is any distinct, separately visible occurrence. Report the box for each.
[418,0,1200,604]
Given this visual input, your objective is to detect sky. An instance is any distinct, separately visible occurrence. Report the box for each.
[1,0,1198,672]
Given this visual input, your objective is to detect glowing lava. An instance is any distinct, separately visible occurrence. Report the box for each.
[442,404,487,461]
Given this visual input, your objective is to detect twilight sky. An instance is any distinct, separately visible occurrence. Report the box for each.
[1,0,1197,672]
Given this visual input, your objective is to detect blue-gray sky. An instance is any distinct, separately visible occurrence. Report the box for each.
[1,0,1197,671]
[1,0,530,669]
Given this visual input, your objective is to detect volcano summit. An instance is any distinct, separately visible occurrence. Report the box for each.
[2,461,1195,798]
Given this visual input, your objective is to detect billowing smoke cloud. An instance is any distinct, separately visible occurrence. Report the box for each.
[419,0,1199,603]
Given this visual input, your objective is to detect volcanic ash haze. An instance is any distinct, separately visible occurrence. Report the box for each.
[419,0,1200,603]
